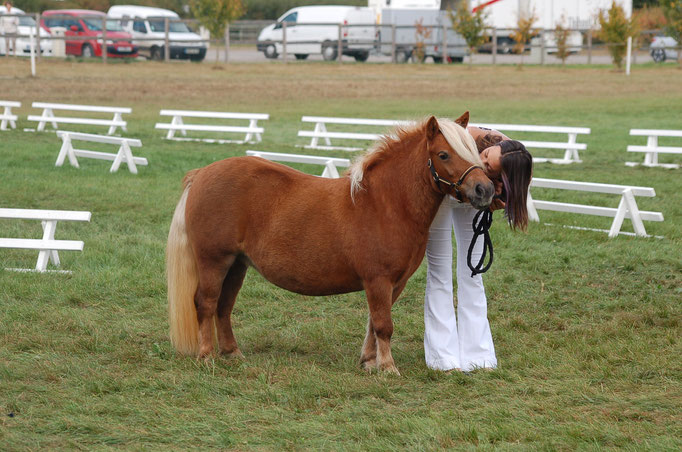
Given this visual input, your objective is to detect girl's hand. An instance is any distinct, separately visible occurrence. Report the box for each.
[490,198,506,211]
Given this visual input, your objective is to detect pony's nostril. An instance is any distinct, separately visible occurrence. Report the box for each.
[475,183,485,197]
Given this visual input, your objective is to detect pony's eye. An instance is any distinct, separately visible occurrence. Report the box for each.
[438,151,449,161]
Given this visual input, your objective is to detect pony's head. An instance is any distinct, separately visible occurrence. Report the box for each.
[425,113,494,209]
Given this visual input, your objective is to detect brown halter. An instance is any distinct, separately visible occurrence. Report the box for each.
[427,159,485,202]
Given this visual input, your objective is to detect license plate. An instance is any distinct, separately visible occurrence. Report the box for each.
[185,48,200,54]
[118,46,132,52]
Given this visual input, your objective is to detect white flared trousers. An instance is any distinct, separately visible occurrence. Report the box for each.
[424,196,497,371]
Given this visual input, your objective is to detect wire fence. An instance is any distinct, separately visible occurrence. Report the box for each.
[1,14,680,68]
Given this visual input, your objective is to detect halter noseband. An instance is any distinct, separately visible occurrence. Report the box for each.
[427,158,484,202]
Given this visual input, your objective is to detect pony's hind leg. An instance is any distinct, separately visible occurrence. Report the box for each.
[363,278,400,375]
[216,257,248,358]
[195,255,236,358]
[360,316,377,371]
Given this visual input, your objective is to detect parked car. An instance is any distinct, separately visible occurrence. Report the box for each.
[650,35,678,63]
[257,6,376,61]
[41,10,137,58]
[108,5,206,61]
[0,5,52,56]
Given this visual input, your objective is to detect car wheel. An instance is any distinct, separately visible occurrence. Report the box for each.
[322,42,337,61]
[264,44,278,59]
[294,54,308,60]
[651,48,666,63]
[395,49,411,64]
[353,51,369,62]
[81,44,94,58]
[151,46,163,61]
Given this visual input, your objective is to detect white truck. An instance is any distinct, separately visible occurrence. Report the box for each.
[469,0,633,53]
[375,8,468,63]
[257,6,376,61]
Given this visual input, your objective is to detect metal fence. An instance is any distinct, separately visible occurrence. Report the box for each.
[2,14,680,68]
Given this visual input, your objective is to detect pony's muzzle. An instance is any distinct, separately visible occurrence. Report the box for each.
[470,181,495,210]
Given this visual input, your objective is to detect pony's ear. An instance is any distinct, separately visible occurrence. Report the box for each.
[426,116,439,141]
[454,111,470,128]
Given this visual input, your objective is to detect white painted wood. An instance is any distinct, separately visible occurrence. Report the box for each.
[531,178,656,197]
[28,102,130,135]
[160,110,269,120]
[55,131,146,174]
[156,110,269,144]
[626,129,682,168]
[0,208,90,272]
[298,116,407,151]
[0,100,20,130]
[0,238,84,251]
[246,150,351,178]
[470,122,590,164]
[32,102,131,114]
[529,178,663,238]
[0,208,91,222]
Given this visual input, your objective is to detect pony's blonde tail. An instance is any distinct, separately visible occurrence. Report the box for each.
[167,173,199,355]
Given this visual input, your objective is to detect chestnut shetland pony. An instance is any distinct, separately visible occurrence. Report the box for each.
[167,113,494,375]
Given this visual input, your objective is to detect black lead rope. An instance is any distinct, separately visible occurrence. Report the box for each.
[467,209,494,277]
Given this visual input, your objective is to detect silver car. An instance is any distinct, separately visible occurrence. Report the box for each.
[650,35,678,63]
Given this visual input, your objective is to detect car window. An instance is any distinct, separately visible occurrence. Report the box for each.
[133,20,147,33]
[44,17,64,28]
[19,15,36,27]
[148,18,191,33]
[275,11,297,29]
[82,18,103,31]
[64,18,82,31]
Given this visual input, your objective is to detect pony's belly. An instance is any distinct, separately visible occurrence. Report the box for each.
[246,257,364,296]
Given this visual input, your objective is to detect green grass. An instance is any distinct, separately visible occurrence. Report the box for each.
[0,60,680,450]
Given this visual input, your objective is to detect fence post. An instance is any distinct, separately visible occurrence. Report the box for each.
[102,17,107,64]
[587,28,592,65]
[626,36,632,75]
[35,13,41,61]
[164,17,170,62]
[492,28,497,65]
[540,29,545,65]
[391,24,396,63]
[442,24,447,63]
[338,23,343,64]
[282,21,287,63]
[29,25,36,76]
[224,23,230,63]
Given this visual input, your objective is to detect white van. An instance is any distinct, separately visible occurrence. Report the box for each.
[0,6,52,56]
[107,5,206,61]
[257,6,376,61]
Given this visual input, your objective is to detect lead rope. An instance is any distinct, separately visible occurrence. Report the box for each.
[467,209,494,277]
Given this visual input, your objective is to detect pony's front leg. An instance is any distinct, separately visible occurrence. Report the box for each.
[360,316,377,371]
[363,278,400,376]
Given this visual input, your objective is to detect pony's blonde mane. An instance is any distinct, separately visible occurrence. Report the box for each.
[349,118,481,200]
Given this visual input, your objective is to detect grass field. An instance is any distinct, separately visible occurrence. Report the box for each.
[1,59,681,450]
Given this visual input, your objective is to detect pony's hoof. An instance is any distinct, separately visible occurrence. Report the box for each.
[380,364,401,376]
[222,348,244,359]
[361,358,377,372]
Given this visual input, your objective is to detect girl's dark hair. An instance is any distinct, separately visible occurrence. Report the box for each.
[498,140,533,230]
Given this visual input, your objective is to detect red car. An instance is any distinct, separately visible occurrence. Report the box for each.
[41,10,137,58]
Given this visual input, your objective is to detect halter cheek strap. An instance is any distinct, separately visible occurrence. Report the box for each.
[427,158,484,202]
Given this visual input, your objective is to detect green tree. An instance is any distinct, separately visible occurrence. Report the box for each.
[596,1,639,70]
[661,0,682,66]
[448,0,488,66]
[190,0,245,39]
